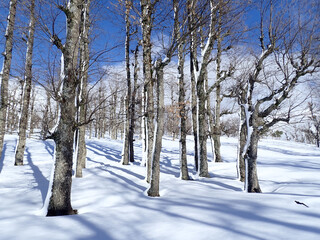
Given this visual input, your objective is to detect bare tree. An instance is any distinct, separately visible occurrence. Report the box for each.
[176,0,190,180]
[15,0,36,166]
[140,0,158,183]
[121,0,132,165]
[76,0,91,178]
[187,0,199,171]
[0,0,18,160]
[46,0,82,216]
[240,0,320,192]
[306,102,320,147]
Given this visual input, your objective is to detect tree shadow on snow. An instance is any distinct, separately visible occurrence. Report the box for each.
[259,145,320,157]
[86,141,142,167]
[26,147,50,203]
[43,140,54,157]
[72,215,115,240]
[87,157,146,192]
[131,194,320,239]
[86,143,121,163]
[259,159,320,171]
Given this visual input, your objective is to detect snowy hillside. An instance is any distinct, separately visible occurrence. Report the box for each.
[0,135,320,240]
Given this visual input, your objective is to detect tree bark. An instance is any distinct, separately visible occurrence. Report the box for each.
[237,105,246,182]
[0,0,18,159]
[129,43,140,163]
[244,107,261,193]
[140,0,154,183]
[213,85,222,163]
[15,0,36,166]
[192,0,217,177]
[147,61,164,197]
[41,91,51,140]
[121,0,132,165]
[187,0,199,172]
[212,6,223,163]
[175,0,189,180]
[28,88,36,136]
[47,0,82,216]
[76,0,90,178]
[197,75,210,177]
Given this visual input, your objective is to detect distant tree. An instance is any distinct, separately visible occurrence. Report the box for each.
[306,102,320,147]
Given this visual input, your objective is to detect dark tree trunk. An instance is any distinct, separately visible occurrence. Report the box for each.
[129,43,140,163]
[47,0,82,216]
[121,0,132,165]
[244,120,262,193]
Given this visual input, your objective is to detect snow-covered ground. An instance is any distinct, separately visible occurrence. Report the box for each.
[0,134,319,240]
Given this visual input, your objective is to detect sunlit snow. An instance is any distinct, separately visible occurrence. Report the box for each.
[0,134,319,240]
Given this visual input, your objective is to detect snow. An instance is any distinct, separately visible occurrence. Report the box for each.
[1,134,320,240]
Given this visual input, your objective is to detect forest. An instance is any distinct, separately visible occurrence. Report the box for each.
[0,0,319,230]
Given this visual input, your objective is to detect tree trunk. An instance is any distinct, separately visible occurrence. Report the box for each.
[244,124,262,193]
[129,43,140,163]
[0,0,18,159]
[175,0,189,180]
[121,0,132,165]
[15,0,36,166]
[76,0,90,178]
[178,50,189,180]
[28,88,36,136]
[141,85,147,166]
[147,62,165,197]
[213,84,222,162]
[41,91,51,140]
[47,0,82,216]
[212,8,223,163]
[237,105,246,182]
[187,0,198,172]
[197,76,209,177]
[140,0,154,183]
[111,93,117,139]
